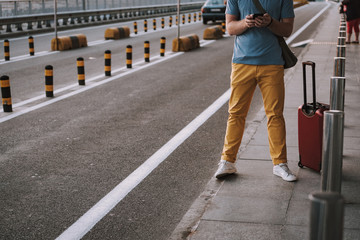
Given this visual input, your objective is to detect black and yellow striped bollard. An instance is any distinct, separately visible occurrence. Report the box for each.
[199,12,202,21]
[77,57,85,85]
[160,37,166,57]
[4,39,10,61]
[176,16,178,26]
[188,13,191,23]
[153,19,157,31]
[126,45,132,69]
[134,21,138,35]
[104,50,111,76]
[194,13,197,22]
[1,75,12,112]
[45,65,54,97]
[28,36,35,56]
[144,20,148,32]
[222,22,226,34]
[182,15,185,25]
[144,41,150,62]
[169,16,173,27]
[161,18,165,29]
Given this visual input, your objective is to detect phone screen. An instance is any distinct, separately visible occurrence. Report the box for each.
[253,13,264,19]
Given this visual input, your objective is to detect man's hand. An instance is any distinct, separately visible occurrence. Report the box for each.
[254,13,272,28]
[244,14,256,28]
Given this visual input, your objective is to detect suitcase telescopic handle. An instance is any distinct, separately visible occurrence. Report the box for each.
[302,61,316,114]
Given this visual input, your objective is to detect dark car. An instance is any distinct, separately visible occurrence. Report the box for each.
[201,0,226,24]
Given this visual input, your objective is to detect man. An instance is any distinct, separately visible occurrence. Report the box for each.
[215,0,297,181]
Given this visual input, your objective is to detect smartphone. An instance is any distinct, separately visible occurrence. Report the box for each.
[253,13,264,19]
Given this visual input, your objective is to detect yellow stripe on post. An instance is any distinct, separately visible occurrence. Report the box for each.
[0,79,10,88]
[45,85,54,92]
[2,98,12,105]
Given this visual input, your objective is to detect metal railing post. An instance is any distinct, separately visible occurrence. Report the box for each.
[309,192,344,240]
[333,57,345,77]
[337,37,346,46]
[321,110,344,193]
[336,44,345,57]
[330,77,346,111]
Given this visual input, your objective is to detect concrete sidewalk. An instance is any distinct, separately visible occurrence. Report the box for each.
[171,2,360,240]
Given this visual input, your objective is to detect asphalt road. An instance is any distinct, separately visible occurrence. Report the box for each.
[0,2,331,239]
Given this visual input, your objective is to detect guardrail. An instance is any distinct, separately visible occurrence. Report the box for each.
[309,13,347,240]
[0,2,204,38]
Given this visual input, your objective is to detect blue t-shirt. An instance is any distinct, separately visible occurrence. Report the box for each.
[226,0,294,65]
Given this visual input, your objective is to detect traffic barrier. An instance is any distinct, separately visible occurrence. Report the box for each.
[4,40,10,61]
[51,34,88,51]
[144,20,148,32]
[321,110,344,193]
[134,22,138,34]
[169,16,173,27]
[126,45,132,68]
[333,57,345,77]
[339,30,346,38]
[176,16,179,25]
[337,37,346,45]
[188,13,191,23]
[28,36,35,56]
[45,65,54,97]
[194,13,197,22]
[203,25,223,40]
[161,17,165,29]
[160,37,166,57]
[199,12,202,21]
[77,57,85,85]
[336,45,345,58]
[293,0,308,8]
[330,77,346,111]
[182,14,185,24]
[0,75,12,112]
[104,50,111,76]
[309,192,344,240]
[153,19,157,31]
[144,41,150,62]
[222,22,226,34]
[172,34,200,52]
[104,26,130,40]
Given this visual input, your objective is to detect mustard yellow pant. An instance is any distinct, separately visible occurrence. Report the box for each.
[221,63,287,165]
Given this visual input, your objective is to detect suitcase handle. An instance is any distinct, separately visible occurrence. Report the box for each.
[302,61,316,115]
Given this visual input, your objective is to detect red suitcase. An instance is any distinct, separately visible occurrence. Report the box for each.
[298,61,329,172]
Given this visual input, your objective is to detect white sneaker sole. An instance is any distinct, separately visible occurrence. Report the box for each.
[215,170,236,179]
[273,171,297,182]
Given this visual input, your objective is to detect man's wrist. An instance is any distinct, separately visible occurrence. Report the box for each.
[267,17,273,27]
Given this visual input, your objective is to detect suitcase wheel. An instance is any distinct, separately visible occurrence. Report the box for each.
[298,155,304,168]
[298,160,304,168]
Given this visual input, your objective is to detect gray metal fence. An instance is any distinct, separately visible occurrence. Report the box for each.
[0,0,202,17]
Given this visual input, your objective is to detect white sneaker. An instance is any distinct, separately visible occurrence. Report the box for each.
[215,160,237,179]
[273,163,297,182]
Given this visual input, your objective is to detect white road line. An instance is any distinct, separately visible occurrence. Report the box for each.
[55,88,231,240]
[54,3,331,239]
[286,1,331,44]
[0,51,57,65]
